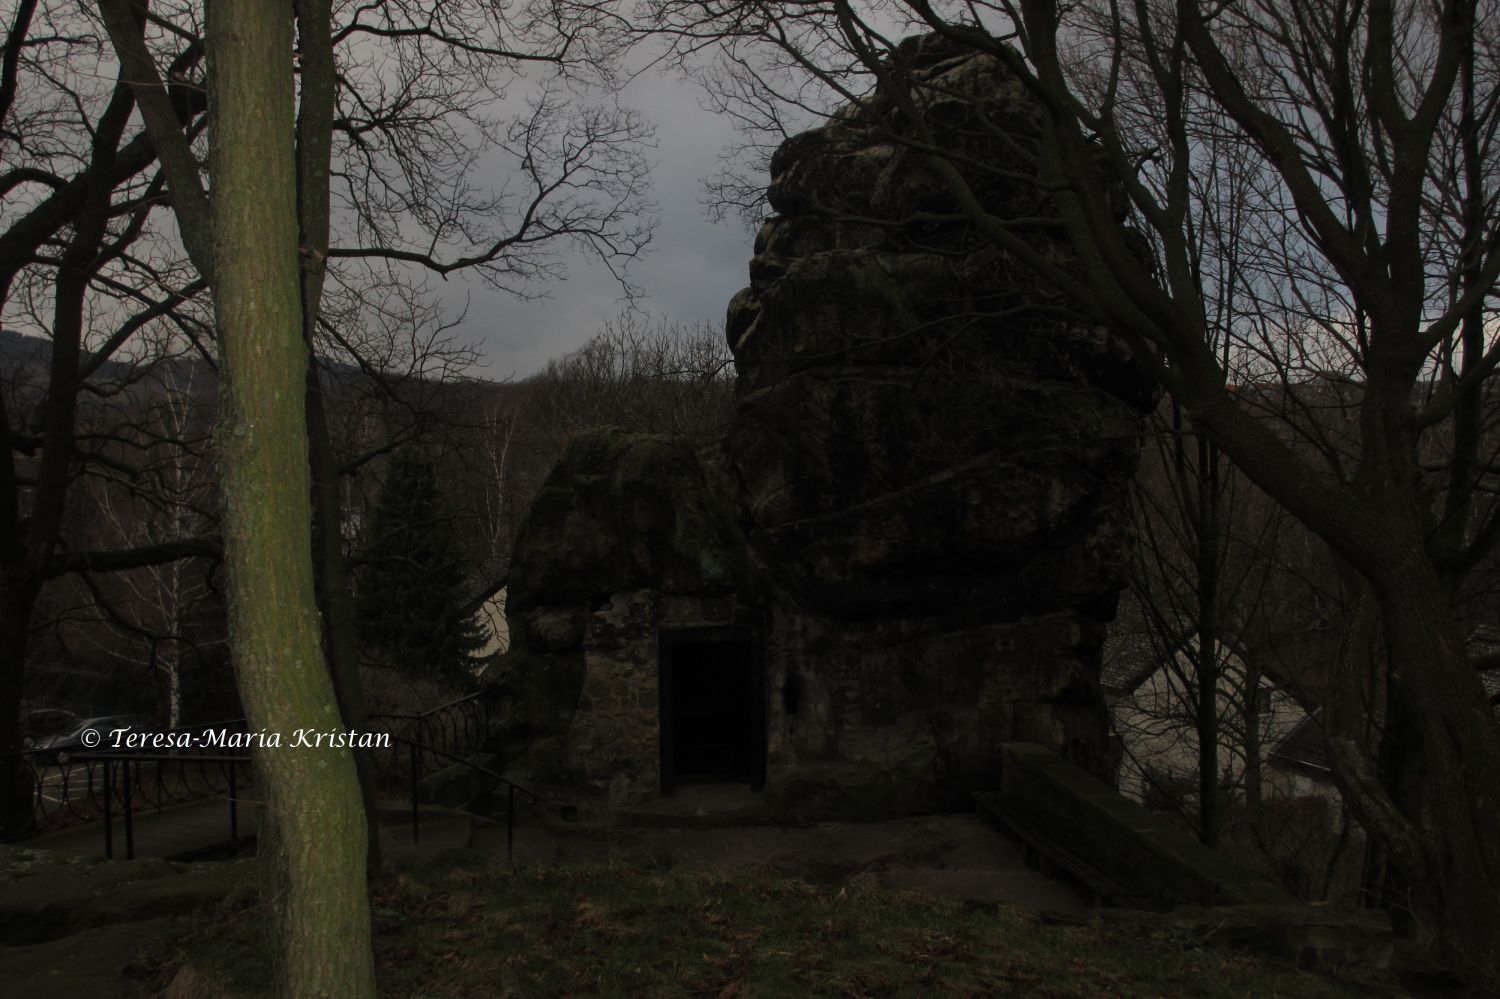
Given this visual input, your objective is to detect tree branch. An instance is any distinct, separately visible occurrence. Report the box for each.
[97,0,215,283]
[42,535,222,578]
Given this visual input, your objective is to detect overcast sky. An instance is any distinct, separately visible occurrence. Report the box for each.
[442,69,759,382]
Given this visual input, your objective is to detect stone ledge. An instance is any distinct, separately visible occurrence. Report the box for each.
[998,742,1294,908]
[992,743,1393,970]
[0,844,248,946]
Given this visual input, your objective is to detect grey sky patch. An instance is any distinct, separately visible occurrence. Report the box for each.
[452,70,757,381]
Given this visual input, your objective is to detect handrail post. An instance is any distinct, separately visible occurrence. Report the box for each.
[122,758,134,860]
[102,759,113,860]
[229,763,239,854]
[507,783,515,864]
[410,740,419,845]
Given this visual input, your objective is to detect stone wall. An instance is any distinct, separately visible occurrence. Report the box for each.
[487,429,757,808]
[987,744,1393,971]
[995,743,1294,907]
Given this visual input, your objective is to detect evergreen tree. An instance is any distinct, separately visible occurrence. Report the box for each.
[356,450,486,674]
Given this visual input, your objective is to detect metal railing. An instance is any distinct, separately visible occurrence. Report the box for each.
[76,735,538,864]
[368,688,502,785]
[391,734,538,861]
[0,717,253,841]
[0,688,535,860]
[77,751,252,860]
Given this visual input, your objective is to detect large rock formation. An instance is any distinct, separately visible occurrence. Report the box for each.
[491,35,1156,819]
[493,430,752,805]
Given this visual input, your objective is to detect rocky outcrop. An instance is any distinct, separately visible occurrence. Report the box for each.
[488,429,752,804]
[721,34,1153,814]
[506,428,746,610]
[491,34,1156,818]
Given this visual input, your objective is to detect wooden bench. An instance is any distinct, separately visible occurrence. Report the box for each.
[974,791,1155,909]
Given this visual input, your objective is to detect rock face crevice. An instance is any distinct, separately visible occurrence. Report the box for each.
[489,35,1157,819]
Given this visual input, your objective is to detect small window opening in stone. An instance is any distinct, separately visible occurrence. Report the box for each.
[783,673,803,716]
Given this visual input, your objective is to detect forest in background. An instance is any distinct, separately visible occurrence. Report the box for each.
[3,311,733,725]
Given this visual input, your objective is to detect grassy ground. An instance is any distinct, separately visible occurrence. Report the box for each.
[160,860,1397,998]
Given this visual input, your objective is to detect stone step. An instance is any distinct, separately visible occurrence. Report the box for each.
[612,785,776,829]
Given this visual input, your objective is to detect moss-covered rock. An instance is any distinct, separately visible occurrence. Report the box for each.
[507,428,745,612]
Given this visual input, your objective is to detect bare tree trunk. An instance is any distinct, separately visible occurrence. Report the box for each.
[306,367,381,870]
[162,640,182,731]
[0,387,30,807]
[1374,567,1500,976]
[1241,659,1261,817]
[1327,556,1500,984]
[0,44,135,833]
[292,0,381,872]
[206,2,375,994]
[0,573,38,835]
[1193,431,1221,846]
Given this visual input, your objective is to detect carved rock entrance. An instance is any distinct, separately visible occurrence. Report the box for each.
[658,627,766,794]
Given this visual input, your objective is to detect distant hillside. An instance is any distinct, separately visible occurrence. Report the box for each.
[0,328,52,365]
[0,327,139,382]
[0,328,376,387]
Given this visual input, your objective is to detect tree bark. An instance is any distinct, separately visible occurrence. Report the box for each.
[293,0,381,873]
[0,573,39,836]
[1241,659,1261,818]
[1193,430,1221,847]
[1367,558,1500,979]
[206,2,376,995]
[305,366,381,871]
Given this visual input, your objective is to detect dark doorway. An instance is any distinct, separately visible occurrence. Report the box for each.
[658,627,765,795]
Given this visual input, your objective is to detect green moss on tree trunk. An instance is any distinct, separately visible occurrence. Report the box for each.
[206,2,376,995]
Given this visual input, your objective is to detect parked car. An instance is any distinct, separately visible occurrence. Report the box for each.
[28,714,147,762]
[20,708,82,748]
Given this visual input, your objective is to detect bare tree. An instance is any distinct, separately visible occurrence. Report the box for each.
[0,0,654,836]
[526,310,734,451]
[205,2,376,990]
[98,0,654,724]
[0,0,215,833]
[80,357,219,729]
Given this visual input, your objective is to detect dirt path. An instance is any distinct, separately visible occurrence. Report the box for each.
[470,811,1091,914]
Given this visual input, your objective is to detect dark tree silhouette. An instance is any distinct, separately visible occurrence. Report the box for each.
[356,450,486,676]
